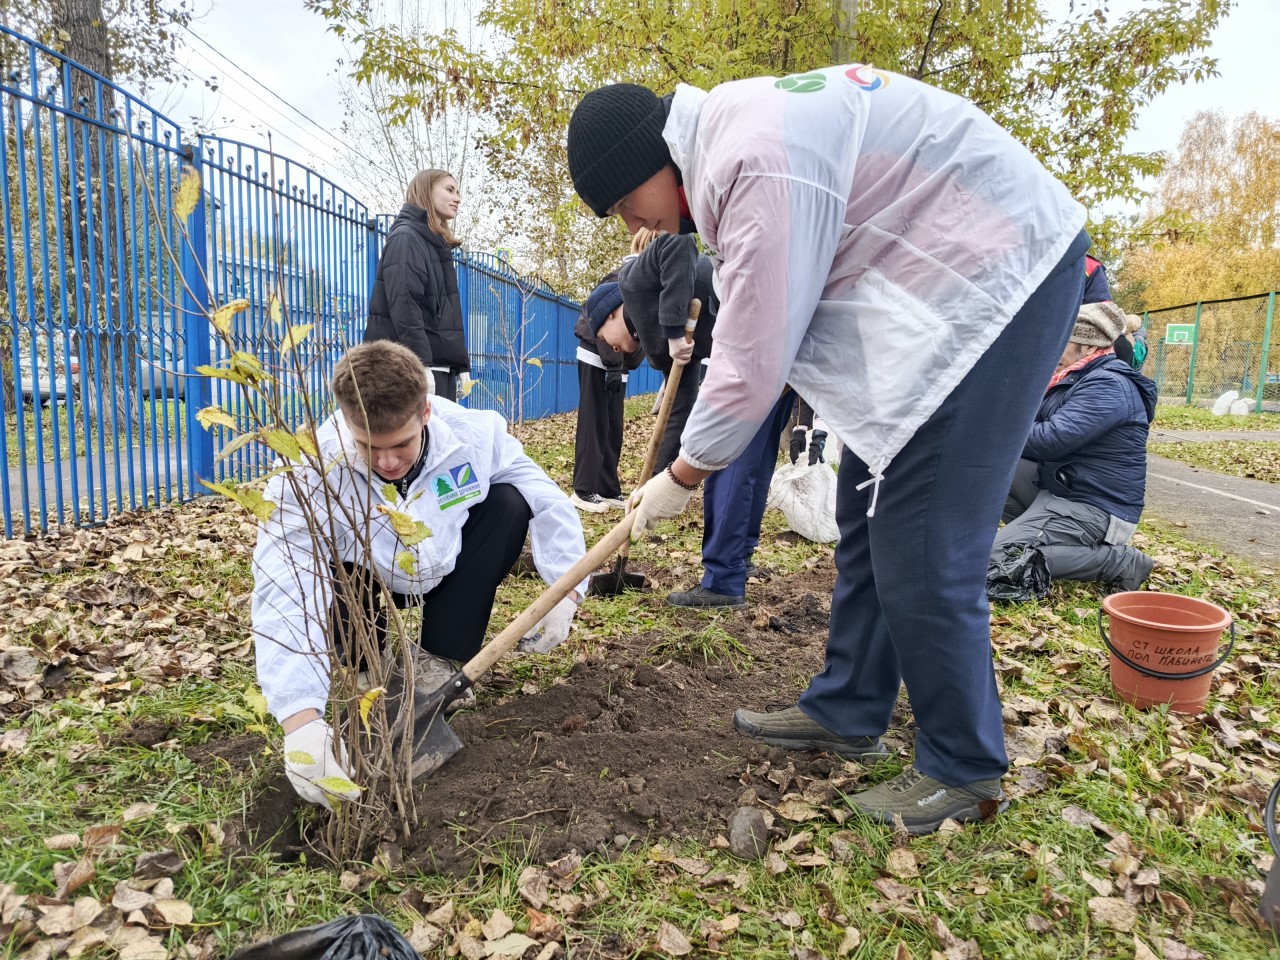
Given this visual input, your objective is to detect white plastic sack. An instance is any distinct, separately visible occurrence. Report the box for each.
[1211,390,1239,416]
[1229,398,1252,416]
[767,462,839,543]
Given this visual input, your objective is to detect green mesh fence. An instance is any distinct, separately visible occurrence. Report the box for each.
[1143,292,1278,411]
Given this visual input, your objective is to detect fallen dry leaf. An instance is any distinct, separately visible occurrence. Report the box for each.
[36,897,102,936]
[526,908,562,940]
[83,824,122,853]
[517,867,548,909]
[654,919,693,956]
[133,849,183,880]
[886,847,919,879]
[1088,896,1138,932]
[112,881,155,913]
[1025,914,1054,933]
[150,898,194,926]
[482,908,514,941]
[484,932,539,958]
[1133,936,1159,960]
[53,857,96,900]
[406,921,444,953]
[776,797,822,822]
[43,834,80,851]
[121,802,158,822]
[837,926,863,956]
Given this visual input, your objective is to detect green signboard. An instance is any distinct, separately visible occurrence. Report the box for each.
[1164,323,1197,345]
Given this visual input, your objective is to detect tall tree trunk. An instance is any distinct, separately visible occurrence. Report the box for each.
[54,0,128,424]
[831,0,858,64]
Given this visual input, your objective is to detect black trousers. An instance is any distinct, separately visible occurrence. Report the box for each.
[332,483,532,666]
[654,360,702,473]
[572,362,624,499]
[431,369,459,402]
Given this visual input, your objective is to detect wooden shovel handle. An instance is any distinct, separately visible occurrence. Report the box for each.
[616,298,701,563]
[462,511,636,682]
[462,299,702,683]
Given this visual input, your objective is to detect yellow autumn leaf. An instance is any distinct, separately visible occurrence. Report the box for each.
[280,323,314,356]
[195,405,235,432]
[396,551,417,576]
[525,357,543,369]
[296,429,318,458]
[215,431,255,462]
[314,776,361,796]
[358,687,386,732]
[286,750,315,766]
[268,293,283,327]
[381,483,399,504]
[210,299,249,337]
[244,686,269,722]
[457,376,477,399]
[260,429,303,462]
[230,351,266,381]
[174,167,202,220]
[376,504,432,545]
[195,363,249,386]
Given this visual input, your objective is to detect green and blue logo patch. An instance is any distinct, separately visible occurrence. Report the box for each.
[433,461,482,509]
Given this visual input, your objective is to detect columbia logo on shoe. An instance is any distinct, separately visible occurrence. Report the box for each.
[918,789,946,806]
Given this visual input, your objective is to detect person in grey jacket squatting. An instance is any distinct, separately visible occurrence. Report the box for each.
[364,169,471,401]
[568,65,1089,834]
[992,300,1157,594]
[253,342,587,809]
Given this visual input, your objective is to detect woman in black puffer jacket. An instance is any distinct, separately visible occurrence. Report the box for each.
[365,169,469,401]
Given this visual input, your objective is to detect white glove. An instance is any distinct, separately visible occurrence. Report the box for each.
[518,595,577,653]
[283,719,360,810]
[667,336,694,366]
[628,468,696,541]
[457,372,476,399]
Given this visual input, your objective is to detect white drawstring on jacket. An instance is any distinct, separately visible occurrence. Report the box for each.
[856,472,884,517]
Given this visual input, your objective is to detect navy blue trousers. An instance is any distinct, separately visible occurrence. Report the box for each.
[700,391,797,596]
[798,230,1090,785]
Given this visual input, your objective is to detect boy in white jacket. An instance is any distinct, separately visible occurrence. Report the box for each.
[253,341,587,808]
[568,66,1088,833]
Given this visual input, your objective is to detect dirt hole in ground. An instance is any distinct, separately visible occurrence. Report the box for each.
[234,555,889,876]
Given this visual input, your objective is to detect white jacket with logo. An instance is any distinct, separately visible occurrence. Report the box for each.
[665,65,1086,500]
[252,397,587,722]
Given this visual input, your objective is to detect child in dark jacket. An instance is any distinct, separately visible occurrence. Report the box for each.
[618,230,717,470]
[571,275,643,513]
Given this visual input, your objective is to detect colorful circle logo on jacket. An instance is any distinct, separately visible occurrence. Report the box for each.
[845,65,889,91]
[775,72,827,93]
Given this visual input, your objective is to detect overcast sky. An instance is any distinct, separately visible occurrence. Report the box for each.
[159,0,1277,229]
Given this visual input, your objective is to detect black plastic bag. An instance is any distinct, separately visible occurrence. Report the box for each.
[228,914,422,960]
[986,543,1051,603]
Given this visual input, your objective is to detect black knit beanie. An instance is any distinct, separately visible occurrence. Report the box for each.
[567,84,672,218]
[584,281,625,334]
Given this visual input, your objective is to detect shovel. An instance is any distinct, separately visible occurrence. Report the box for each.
[589,298,700,597]
[396,511,639,780]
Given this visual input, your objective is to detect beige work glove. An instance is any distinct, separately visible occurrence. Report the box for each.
[667,336,694,366]
[518,595,578,653]
[283,719,360,810]
[628,469,696,542]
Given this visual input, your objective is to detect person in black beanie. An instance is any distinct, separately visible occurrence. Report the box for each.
[570,275,642,513]
[567,68,1090,835]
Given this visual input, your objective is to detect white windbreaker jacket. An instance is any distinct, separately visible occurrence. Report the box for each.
[252,397,587,722]
[667,65,1086,503]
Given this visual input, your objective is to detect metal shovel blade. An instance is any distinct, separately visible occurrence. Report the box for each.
[385,669,469,781]
[587,553,647,596]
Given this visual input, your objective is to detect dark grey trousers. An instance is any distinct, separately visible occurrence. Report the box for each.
[995,459,1152,591]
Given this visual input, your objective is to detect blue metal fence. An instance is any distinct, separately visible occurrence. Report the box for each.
[0,26,655,537]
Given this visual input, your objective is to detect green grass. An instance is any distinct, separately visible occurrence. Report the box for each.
[4,400,188,467]
[1153,403,1280,432]
[3,398,1279,958]
[1150,439,1280,484]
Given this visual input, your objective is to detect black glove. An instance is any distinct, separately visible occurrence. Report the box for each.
[808,431,827,465]
[789,431,805,464]
[603,369,625,394]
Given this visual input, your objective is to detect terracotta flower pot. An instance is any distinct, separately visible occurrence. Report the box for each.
[1098,592,1233,715]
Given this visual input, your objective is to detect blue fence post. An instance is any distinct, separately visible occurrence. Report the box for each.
[1256,291,1276,414]
[457,251,470,406]
[179,143,213,490]
[365,216,380,310]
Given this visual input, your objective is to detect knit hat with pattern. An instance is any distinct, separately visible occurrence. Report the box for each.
[1071,301,1127,347]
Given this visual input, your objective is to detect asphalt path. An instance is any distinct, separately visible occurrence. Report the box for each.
[1144,434,1280,564]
